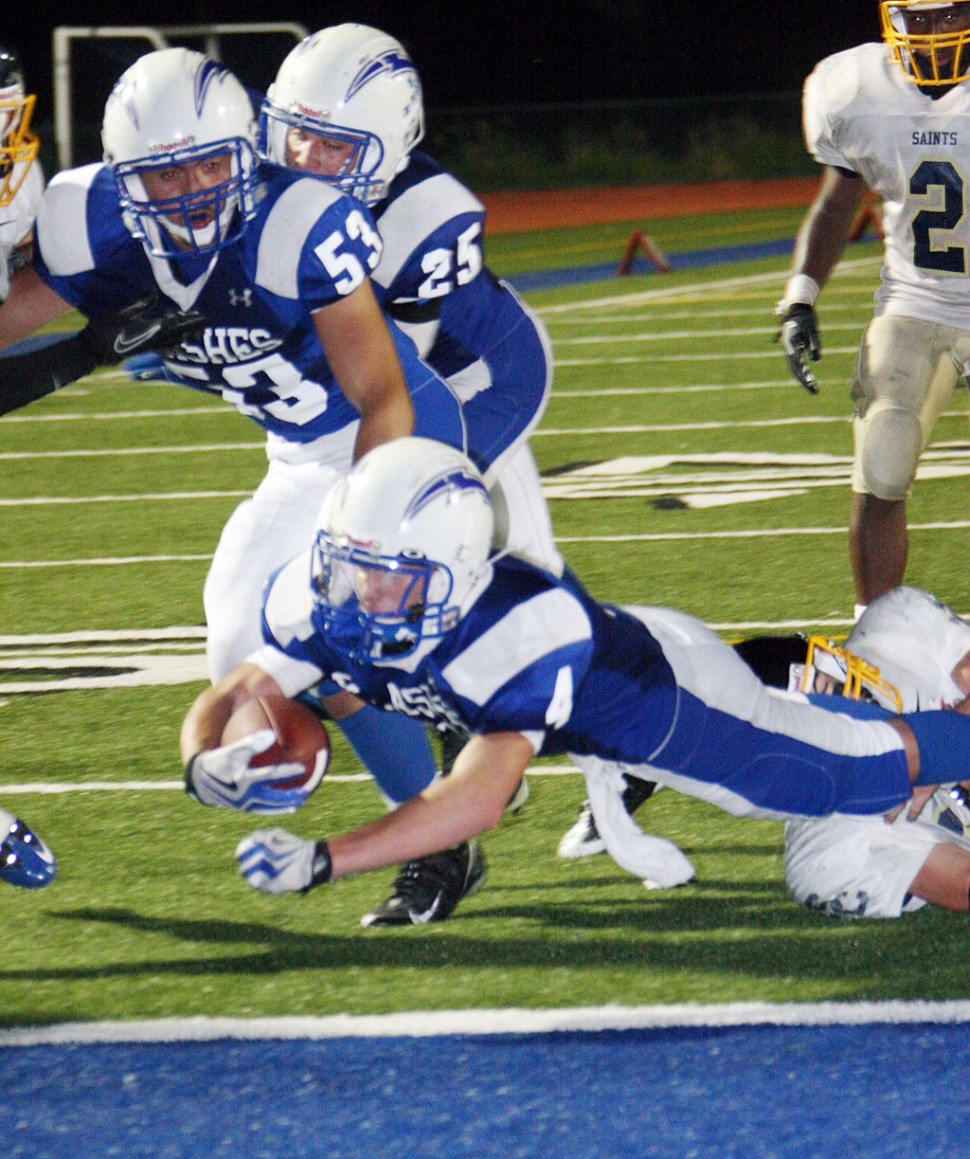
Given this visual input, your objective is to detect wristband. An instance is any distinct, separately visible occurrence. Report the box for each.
[184,752,203,801]
[306,840,333,890]
[783,274,820,308]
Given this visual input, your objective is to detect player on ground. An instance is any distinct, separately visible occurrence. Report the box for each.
[177,439,964,902]
[255,24,558,923]
[776,1,970,615]
[785,587,970,917]
[563,586,970,916]
[0,48,469,889]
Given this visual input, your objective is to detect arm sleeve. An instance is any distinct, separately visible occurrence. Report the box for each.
[0,331,98,416]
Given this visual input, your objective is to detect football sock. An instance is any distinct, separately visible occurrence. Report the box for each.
[338,703,437,805]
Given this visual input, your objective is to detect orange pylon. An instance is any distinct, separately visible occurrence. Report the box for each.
[618,228,671,275]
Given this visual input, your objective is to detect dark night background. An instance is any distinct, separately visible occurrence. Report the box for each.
[11,1,884,116]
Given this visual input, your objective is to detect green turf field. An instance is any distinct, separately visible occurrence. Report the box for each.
[2,212,968,1029]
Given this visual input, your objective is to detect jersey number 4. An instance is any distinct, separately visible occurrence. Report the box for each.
[910,159,968,275]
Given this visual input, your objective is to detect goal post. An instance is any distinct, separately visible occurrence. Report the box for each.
[53,23,308,172]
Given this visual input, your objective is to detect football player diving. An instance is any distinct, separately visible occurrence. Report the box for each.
[176,438,970,906]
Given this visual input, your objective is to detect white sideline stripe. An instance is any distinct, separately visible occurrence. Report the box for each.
[1,1000,968,1046]
[0,767,581,794]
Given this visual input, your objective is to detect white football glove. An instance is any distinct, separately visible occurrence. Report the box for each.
[185,730,323,814]
[236,828,332,895]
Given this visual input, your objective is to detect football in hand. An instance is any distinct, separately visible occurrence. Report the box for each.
[222,695,330,790]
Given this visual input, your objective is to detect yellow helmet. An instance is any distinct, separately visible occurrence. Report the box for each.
[0,47,39,207]
[881,1,970,87]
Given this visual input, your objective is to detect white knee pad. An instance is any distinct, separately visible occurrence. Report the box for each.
[856,400,922,501]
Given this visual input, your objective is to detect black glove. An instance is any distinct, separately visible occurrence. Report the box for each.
[776,302,821,394]
[81,292,206,366]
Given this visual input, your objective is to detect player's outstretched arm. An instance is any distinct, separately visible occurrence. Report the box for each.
[312,279,415,462]
[237,731,533,894]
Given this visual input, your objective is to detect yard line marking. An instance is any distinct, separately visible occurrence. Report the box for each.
[535,257,882,314]
[0,442,263,460]
[552,323,864,346]
[551,381,794,395]
[535,416,852,434]
[0,554,211,567]
[556,520,970,543]
[0,491,251,507]
[3,523,968,570]
[554,346,861,366]
[0,628,207,643]
[0,406,230,424]
[0,768,584,794]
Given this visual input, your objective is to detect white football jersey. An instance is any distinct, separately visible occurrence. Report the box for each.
[805,42,970,328]
[0,159,42,299]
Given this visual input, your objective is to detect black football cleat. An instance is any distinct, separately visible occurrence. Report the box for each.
[360,840,487,927]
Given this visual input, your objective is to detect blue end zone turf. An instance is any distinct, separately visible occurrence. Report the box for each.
[1,1006,966,1157]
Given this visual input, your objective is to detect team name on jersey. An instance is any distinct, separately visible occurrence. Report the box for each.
[331,668,464,732]
[178,328,283,365]
[911,131,959,146]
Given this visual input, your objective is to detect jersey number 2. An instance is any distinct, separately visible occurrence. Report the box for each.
[910,160,968,275]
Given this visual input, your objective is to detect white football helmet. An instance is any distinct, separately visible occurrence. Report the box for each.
[102,48,261,257]
[260,24,424,205]
[312,438,494,660]
[0,47,39,208]
[845,586,970,711]
[881,1,970,87]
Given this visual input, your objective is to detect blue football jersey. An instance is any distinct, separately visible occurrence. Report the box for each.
[34,162,465,450]
[371,153,550,469]
[254,553,913,820]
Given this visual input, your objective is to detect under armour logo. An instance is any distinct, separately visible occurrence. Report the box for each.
[229,288,253,307]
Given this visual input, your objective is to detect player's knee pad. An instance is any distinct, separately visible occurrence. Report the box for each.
[857,401,922,501]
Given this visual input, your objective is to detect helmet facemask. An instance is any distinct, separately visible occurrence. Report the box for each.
[260,105,390,204]
[259,24,425,206]
[0,85,38,207]
[881,1,970,88]
[312,532,457,660]
[113,138,258,259]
